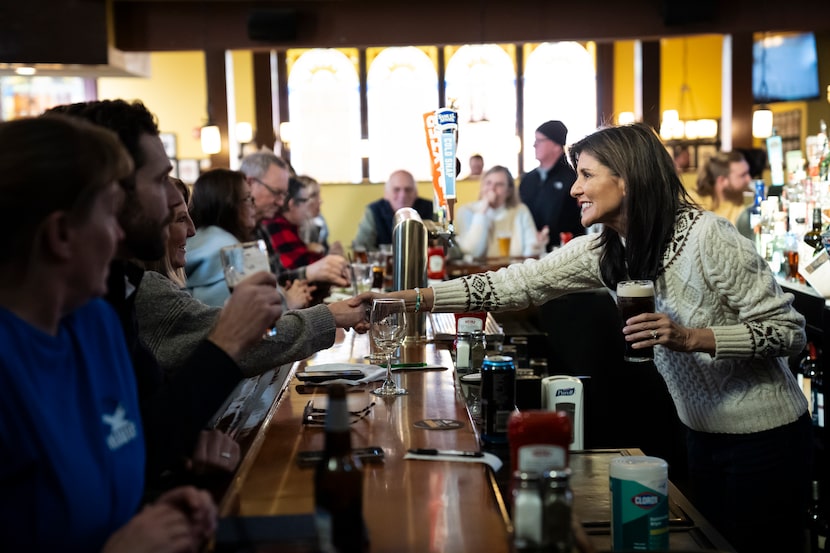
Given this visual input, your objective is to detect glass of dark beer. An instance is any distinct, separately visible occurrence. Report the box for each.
[616,279,655,362]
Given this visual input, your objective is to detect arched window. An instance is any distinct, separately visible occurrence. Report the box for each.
[445,44,518,177]
[367,46,438,183]
[287,48,362,183]
[523,42,597,170]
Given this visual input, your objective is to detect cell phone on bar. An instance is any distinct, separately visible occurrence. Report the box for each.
[295,369,364,383]
[296,446,384,467]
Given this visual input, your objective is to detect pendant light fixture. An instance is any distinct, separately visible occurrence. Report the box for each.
[659,39,719,141]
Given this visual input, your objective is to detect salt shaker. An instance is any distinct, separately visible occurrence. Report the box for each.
[512,471,543,552]
[455,332,472,375]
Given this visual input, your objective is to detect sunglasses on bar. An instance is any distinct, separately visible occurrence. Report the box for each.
[302,400,376,426]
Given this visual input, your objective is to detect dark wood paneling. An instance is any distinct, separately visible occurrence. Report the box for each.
[641,40,661,132]
[0,2,108,64]
[205,50,231,169]
[731,32,754,149]
[112,1,830,53]
[275,51,290,162]
[252,51,277,149]
[596,42,615,126]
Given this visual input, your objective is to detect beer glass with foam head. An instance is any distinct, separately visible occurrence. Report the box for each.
[616,280,655,362]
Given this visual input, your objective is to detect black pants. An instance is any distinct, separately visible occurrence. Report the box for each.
[686,412,813,553]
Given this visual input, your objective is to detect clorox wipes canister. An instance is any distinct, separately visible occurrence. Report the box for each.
[609,455,669,551]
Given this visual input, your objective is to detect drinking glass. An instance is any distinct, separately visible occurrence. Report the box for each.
[616,279,655,362]
[370,298,408,396]
[496,232,512,257]
[220,240,277,336]
[350,262,373,293]
[379,243,394,290]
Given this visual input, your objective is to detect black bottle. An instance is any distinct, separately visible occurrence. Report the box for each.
[806,480,828,553]
[805,206,825,255]
[314,384,368,553]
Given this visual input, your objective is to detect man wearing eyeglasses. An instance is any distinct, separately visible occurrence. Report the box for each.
[240,151,349,288]
[518,120,584,251]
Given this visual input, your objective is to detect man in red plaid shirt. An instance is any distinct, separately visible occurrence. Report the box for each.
[266,176,323,270]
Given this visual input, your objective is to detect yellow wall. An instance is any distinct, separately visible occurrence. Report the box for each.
[322,179,482,247]
[98,51,207,160]
[612,35,724,121]
[661,35,723,120]
[613,41,636,121]
[231,50,255,133]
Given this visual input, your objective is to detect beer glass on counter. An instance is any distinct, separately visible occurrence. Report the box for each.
[616,279,655,362]
[220,240,278,336]
[496,232,512,258]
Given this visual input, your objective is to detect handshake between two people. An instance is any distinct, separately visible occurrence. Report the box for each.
[207,272,380,360]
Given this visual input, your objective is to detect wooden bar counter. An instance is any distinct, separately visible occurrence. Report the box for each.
[218,329,512,553]
[216,328,734,552]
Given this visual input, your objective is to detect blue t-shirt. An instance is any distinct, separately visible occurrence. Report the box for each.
[0,299,145,552]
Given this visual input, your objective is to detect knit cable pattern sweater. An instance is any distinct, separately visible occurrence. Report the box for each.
[432,208,808,434]
[136,271,336,378]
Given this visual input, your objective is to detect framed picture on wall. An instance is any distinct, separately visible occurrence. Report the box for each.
[160,132,177,159]
[177,158,200,184]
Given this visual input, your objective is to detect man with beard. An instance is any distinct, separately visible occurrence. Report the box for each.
[694,150,753,226]
[46,100,282,487]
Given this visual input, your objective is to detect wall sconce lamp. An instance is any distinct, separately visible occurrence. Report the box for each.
[201,125,221,155]
[279,121,292,149]
[618,112,636,125]
[236,122,253,145]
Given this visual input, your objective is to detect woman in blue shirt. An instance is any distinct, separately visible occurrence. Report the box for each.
[0,116,215,552]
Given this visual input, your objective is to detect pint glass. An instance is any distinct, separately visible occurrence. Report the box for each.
[616,280,655,362]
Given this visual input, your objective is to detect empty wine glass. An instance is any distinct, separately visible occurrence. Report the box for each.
[219,240,277,336]
[370,298,408,396]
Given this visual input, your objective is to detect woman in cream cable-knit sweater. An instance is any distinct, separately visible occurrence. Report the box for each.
[360,123,811,553]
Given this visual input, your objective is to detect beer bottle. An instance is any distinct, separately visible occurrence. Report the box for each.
[314,384,368,553]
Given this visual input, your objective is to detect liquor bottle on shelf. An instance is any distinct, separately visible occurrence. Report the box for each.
[799,343,817,417]
[759,197,778,262]
[806,480,828,553]
[805,206,826,255]
[314,384,368,553]
[749,180,766,255]
[819,119,830,183]
[812,347,825,429]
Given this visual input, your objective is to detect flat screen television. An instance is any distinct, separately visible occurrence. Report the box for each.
[753,32,820,103]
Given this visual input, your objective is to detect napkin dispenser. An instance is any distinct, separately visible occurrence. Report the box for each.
[541,375,584,450]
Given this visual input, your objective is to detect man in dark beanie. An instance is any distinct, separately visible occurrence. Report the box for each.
[519,120,584,251]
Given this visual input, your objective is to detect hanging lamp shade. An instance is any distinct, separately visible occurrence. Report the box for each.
[752,108,773,139]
